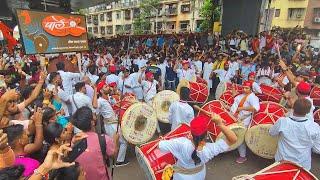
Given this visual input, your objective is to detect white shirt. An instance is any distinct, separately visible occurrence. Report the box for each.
[58,70,81,96]
[229,61,239,75]
[260,36,266,49]
[106,74,120,85]
[192,60,203,75]
[159,137,229,180]
[306,96,315,122]
[118,77,133,94]
[230,93,260,126]
[135,58,148,69]
[141,80,158,103]
[203,62,213,88]
[252,82,262,94]
[269,115,320,170]
[177,69,196,82]
[87,73,99,84]
[97,97,116,121]
[56,86,70,117]
[69,92,93,115]
[168,101,195,130]
[213,69,234,83]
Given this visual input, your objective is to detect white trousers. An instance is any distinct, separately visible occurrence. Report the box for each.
[237,143,247,157]
[104,124,128,162]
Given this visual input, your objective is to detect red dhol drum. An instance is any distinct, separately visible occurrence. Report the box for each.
[215,82,243,100]
[112,93,137,121]
[196,76,208,85]
[219,90,236,109]
[257,84,283,103]
[198,100,246,151]
[189,81,209,103]
[310,86,320,107]
[245,101,287,159]
[232,162,318,180]
[135,124,191,180]
[313,109,320,125]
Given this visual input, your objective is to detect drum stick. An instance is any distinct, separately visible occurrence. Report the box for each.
[193,105,215,117]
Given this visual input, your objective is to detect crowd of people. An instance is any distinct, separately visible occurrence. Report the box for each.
[0,26,320,180]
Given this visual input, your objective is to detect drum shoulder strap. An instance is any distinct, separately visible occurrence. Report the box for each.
[97,132,110,170]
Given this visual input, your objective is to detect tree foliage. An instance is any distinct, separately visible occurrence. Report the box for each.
[133,0,160,35]
[199,0,221,32]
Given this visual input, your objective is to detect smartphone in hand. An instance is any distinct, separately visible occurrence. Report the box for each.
[63,138,87,163]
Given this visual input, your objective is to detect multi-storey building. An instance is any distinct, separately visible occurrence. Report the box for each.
[267,0,310,28]
[304,0,320,38]
[85,0,204,38]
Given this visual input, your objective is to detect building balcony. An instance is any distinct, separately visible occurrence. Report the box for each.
[166,8,178,16]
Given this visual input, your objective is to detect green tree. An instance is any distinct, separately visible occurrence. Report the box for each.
[199,0,221,32]
[133,0,160,35]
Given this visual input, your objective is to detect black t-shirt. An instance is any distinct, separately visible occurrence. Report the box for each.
[146,65,161,81]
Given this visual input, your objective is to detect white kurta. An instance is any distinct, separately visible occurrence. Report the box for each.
[118,78,133,94]
[69,92,93,115]
[213,69,234,83]
[177,69,196,82]
[192,60,203,75]
[269,115,320,170]
[141,80,158,104]
[252,82,263,94]
[159,137,229,180]
[57,70,82,96]
[203,62,213,89]
[168,101,195,130]
[158,63,167,88]
[129,72,143,100]
[106,74,120,85]
[230,93,260,126]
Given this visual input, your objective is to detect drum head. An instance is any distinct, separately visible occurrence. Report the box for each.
[245,124,279,159]
[215,82,227,100]
[217,123,246,151]
[311,85,320,107]
[121,103,157,145]
[135,146,156,180]
[153,90,180,123]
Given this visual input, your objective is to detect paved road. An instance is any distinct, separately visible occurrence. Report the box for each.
[113,145,320,179]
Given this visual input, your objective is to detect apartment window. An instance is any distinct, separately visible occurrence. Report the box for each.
[124,24,131,33]
[166,4,178,15]
[181,4,191,13]
[116,11,121,19]
[100,14,104,21]
[168,22,176,30]
[93,15,98,25]
[107,12,112,21]
[88,27,92,33]
[180,21,190,31]
[87,16,92,24]
[154,22,163,30]
[288,8,305,20]
[100,26,105,35]
[107,26,113,34]
[124,10,131,20]
[116,25,123,32]
[93,27,98,34]
[133,8,140,18]
[275,9,280,17]
[314,8,320,17]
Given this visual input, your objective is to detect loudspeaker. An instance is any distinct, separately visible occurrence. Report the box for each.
[222,0,264,35]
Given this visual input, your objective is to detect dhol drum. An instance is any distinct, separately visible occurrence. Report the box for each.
[196,76,208,85]
[232,162,318,180]
[215,82,243,100]
[245,101,287,159]
[152,90,180,123]
[177,80,209,104]
[219,90,237,109]
[121,103,158,145]
[112,93,137,120]
[313,109,320,125]
[198,100,246,151]
[310,85,320,107]
[257,84,283,103]
[135,124,191,180]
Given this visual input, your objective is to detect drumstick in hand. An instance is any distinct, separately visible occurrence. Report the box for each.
[193,105,216,117]
[193,105,226,124]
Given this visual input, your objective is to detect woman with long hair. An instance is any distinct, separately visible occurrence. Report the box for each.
[159,114,237,180]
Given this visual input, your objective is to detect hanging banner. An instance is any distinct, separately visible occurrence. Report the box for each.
[16,9,89,55]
